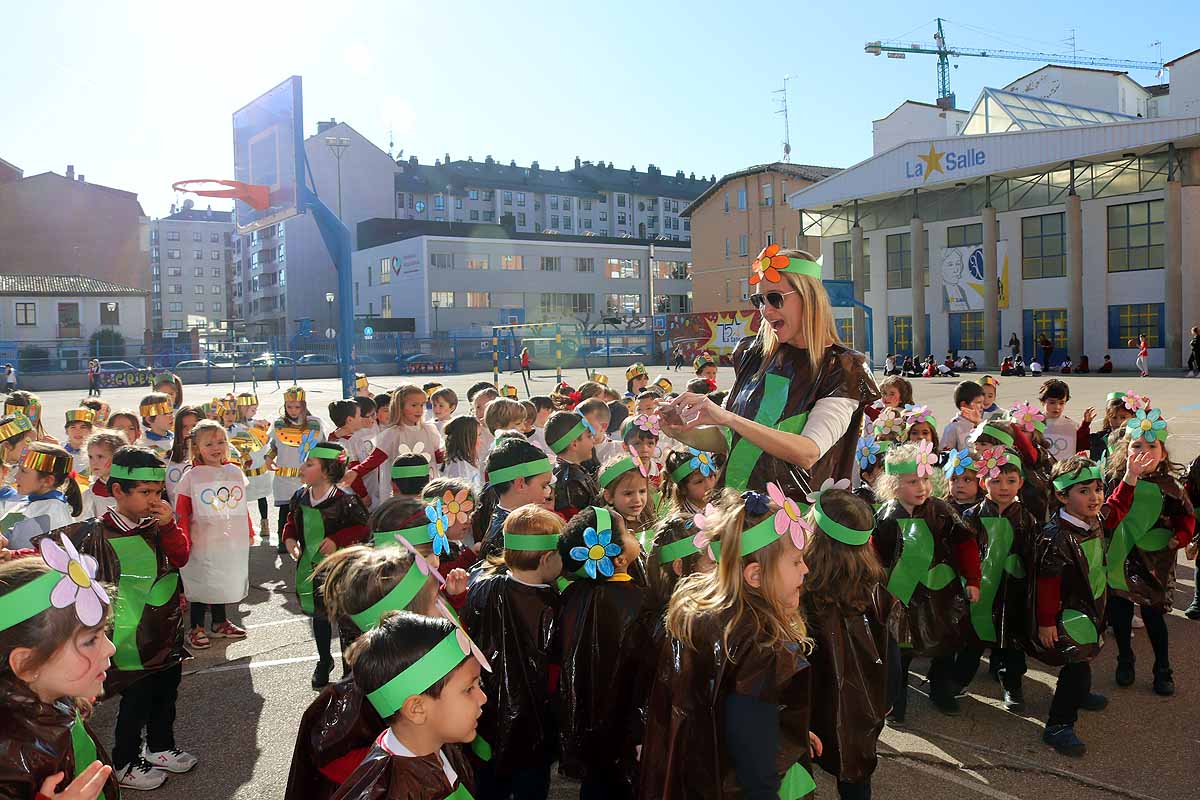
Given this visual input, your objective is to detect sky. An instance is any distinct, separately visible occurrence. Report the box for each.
[2,0,1192,219]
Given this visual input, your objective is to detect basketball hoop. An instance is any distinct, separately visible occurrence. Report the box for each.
[172,179,271,211]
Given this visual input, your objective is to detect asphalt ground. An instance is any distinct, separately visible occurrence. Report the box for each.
[27,365,1200,800]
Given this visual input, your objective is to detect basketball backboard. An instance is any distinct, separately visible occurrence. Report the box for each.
[232,76,305,234]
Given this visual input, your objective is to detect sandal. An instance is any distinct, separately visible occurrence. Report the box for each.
[210,621,247,639]
[187,626,211,650]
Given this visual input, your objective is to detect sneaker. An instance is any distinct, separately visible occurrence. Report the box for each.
[187,627,211,650]
[143,747,198,774]
[1153,666,1175,696]
[1131,613,1144,629]
[1115,659,1135,687]
[1189,371,1196,378]
[210,620,247,639]
[312,658,334,689]
[885,710,906,727]
[117,760,167,790]
[1043,724,1087,757]
[1184,598,1200,620]
[1081,692,1108,712]
[1003,686,1025,713]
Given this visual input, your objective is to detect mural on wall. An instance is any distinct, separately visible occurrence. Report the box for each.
[665,310,763,364]
[940,241,1010,312]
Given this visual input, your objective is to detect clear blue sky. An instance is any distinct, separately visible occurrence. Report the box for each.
[3,0,1189,218]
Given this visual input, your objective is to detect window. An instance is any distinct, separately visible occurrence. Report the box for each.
[950,311,983,350]
[212,267,222,277]
[169,319,183,330]
[193,285,204,295]
[212,302,221,313]
[466,292,491,308]
[606,258,641,279]
[169,302,182,313]
[617,212,627,225]
[513,192,524,208]
[1028,308,1069,355]
[166,266,180,277]
[1021,213,1065,279]
[1107,200,1165,272]
[503,191,513,205]
[431,291,454,308]
[738,235,749,256]
[169,284,182,294]
[832,239,870,291]
[889,315,912,354]
[617,194,627,208]
[380,257,392,283]
[482,190,493,201]
[192,232,202,242]
[605,293,642,315]
[166,231,180,241]
[434,195,445,211]
[382,295,392,318]
[470,210,479,221]
[194,302,205,313]
[468,189,478,200]
[193,250,203,260]
[835,317,853,344]
[194,266,204,277]
[212,285,222,295]
[562,217,572,230]
[99,302,120,325]
[655,260,692,280]
[14,303,35,326]
[501,255,524,271]
[563,197,572,211]
[167,249,181,259]
[723,193,730,213]
[583,218,592,229]
[886,232,912,289]
[430,253,453,269]
[550,196,559,210]
[762,183,773,206]
[465,256,488,270]
[600,211,608,222]
[765,232,773,246]
[517,212,526,226]
[455,197,463,209]
[725,239,731,259]
[541,256,561,271]
[583,200,592,211]
[946,223,983,248]
[483,211,494,222]
[1109,303,1163,348]
[211,250,221,260]
[550,215,560,228]
[151,246,160,260]
[737,189,747,210]
[541,293,594,316]
[575,257,595,272]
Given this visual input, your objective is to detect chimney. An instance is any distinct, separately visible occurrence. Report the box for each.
[77,174,85,182]
[574,156,581,169]
[444,152,451,165]
[531,161,539,173]
[409,155,418,165]
[316,118,337,134]
[66,164,75,180]
[485,155,494,166]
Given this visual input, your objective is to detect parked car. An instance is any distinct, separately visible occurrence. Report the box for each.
[248,354,296,367]
[297,353,336,364]
[355,353,393,365]
[98,360,144,372]
[586,345,646,357]
[403,353,439,363]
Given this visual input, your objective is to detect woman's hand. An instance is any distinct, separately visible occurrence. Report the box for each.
[662,392,730,429]
[39,762,113,800]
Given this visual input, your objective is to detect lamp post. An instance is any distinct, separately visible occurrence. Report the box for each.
[324,137,351,221]
[325,293,335,352]
[431,300,440,336]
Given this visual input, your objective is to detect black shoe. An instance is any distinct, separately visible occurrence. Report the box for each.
[1081,692,1108,712]
[1003,686,1025,713]
[1185,598,1200,620]
[931,691,961,716]
[1115,659,1135,687]
[885,710,906,727]
[1043,724,1087,757]
[311,659,333,689]
[1153,666,1175,696]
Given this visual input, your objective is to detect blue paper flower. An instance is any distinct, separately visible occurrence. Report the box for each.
[856,435,881,470]
[688,447,716,477]
[580,416,597,436]
[944,447,976,478]
[1127,408,1167,443]
[299,428,321,462]
[569,526,621,579]
[425,499,451,556]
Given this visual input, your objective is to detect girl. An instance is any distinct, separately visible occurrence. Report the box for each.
[660,447,718,516]
[153,371,184,410]
[233,393,273,542]
[1136,333,1150,377]
[282,441,369,689]
[441,416,481,491]
[639,489,820,799]
[943,447,983,515]
[1103,409,1193,695]
[219,396,239,431]
[1085,392,1138,462]
[621,415,664,488]
[970,418,1049,524]
[874,441,980,722]
[0,411,37,469]
[866,375,913,422]
[853,434,891,507]
[371,385,442,509]
[802,487,888,800]
[80,431,126,520]
[599,454,656,547]
[175,420,250,650]
[269,386,325,555]
[4,391,55,443]
[10,445,83,548]
[0,547,121,800]
[555,507,645,797]
[420,478,480,596]
[165,406,202,505]
[902,404,939,451]
[107,411,141,445]
[284,546,441,800]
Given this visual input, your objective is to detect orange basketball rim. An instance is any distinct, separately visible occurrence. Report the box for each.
[172,179,270,211]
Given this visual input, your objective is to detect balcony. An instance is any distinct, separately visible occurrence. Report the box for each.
[58,323,82,338]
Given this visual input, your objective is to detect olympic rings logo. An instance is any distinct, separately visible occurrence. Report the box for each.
[168,465,189,484]
[200,485,244,511]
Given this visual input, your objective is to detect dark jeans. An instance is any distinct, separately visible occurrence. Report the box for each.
[112,664,182,769]
[951,646,1026,691]
[1107,595,1170,669]
[189,601,227,628]
[476,759,553,800]
[890,648,958,719]
[1048,661,1091,726]
[838,780,872,800]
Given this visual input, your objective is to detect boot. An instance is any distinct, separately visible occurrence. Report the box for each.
[1002,685,1025,713]
[1081,692,1108,712]
[1115,656,1135,687]
[1153,665,1175,696]
[1043,724,1086,757]
[1185,595,1200,620]
[311,658,334,690]
[930,687,961,716]
[260,517,271,543]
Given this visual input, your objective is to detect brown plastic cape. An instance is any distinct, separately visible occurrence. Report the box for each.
[723,337,878,498]
[804,587,889,785]
[616,601,669,789]
[552,578,645,782]
[637,610,814,799]
[552,461,599,515]
[289,489,369,616]
[330,738,474,800]
[1104,475,1191,609]
[962,499,1036,649]
[460,572,559,778]
[0,691,120,800]
[1024,512,1107,667]
[284,676,384,800]
[873,498,972,656]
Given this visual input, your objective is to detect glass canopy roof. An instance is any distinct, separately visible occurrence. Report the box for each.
[961,87,1139,136]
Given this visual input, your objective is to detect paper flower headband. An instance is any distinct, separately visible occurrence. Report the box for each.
[943,447,976,478]
[856,434,882,471]
[749,244,822,286]
[1009,402,1045,433]
[976,446,1011,483]
[1127,408,1167,443]
[903,403,937,429]
[0,535,110,633]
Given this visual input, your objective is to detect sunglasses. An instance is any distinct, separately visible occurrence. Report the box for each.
[749,290,798,310]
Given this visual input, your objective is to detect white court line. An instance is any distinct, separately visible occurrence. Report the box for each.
[185,651,341,677]
[886,756,1023,800]
[244,617,309,630]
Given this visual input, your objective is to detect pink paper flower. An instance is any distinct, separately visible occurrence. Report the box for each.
[904,404,936,426]
[437,599,492,673]
[38,534,109,626]
[691,503,719,557]
[914,440,938,478]
[395,535,448,587]
[767,482,811,551]
[977,446,1009,482]
[1122,391,1147,413]
[633,414,661,436]
[1009,402,1045,433]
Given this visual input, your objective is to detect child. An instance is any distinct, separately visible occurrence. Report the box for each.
[63,408,96,476]
[599,454,656,545]
[175,420,250,650]
[80,430,126,520]
[527,395,554,457]
[576,397,615,467]
[519,400,537,435]
[0,410,37,472]
[661,447,719,515]
[943,447,983,514]
[334,611,487,799]
[0,550,121,799]
[802,487,889,800]
[232,393,273,541]
[1083,392,1137,462]
[554,507,645,797]
[441,416,481,490]
[135,393,175,459]
[978,375,1001,417]
[391,454,432,502]
[372,385,442,509]
[462,504,563,799]
[939,381,985,452]
[546,411,598,521]
[80,397,111,427]
[327,399,375,506]
[1185,456,1200,620]
[902,403,939,450]
[956,447,1035,711]
[153,371,184,410]
[420,477,480,587]
[874,441,981,721]
[471,385,501,463]
[4,390,54,444]
[1039,379,1080,460]
[69,445,195,789]
[429,387,458,436]
[483,397,526,442]
[284,545,441,800]
[625,363,649,399]
[621,415,664,486]
[476,437,554,559]
[282,441,370,688]
[1103,411,1193,695]
[854,434,891,506]
[269,387,325,554]
[108,411,141,445]
[639,490,820,798]
[164,405,201,506]
[373,392,392,427]
[10,445,83,549]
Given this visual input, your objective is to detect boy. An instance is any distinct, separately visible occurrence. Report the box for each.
[80,430,126,518]
[693,352,717,390]
[63,408,96,476]
[355,373,371,398]
[945,448,982,515]
[472,385,501,463]
[528,395,555,457]
[389,454,432,502]
[80,397,111,426]
[327,399,379,506]
[66,445,195,790]
[429,387,458,436]
[978,375,1001,417]
[372,392,392,427]
[625,363,649,398]
[546,411,599,522]
[576,398,614,470]
[1039,379,1082,461]
[940,381,986,452]
[478,437,555,558]
[135,392,175,459]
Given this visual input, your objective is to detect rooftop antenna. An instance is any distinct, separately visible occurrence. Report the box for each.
[388,125,395,160]
[1150,40,1164,77]
[774,75,791,162]
[1065,28,1077,63]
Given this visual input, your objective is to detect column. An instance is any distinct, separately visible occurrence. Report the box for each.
[1066,193,1084,363]
[851,222,866,353]
[982,205,999,369]
[1165,179,1183,368]
[911,216,926,357]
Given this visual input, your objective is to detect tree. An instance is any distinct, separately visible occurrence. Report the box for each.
[89,328,126,360]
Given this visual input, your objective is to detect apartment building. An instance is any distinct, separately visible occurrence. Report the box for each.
[149,205,234,334]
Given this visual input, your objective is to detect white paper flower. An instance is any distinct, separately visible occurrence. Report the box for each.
[38,534,109,626]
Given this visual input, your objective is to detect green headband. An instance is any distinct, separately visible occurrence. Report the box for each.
[812,497,871,545]
[1053,465,1103,492]
[0,572,60,633]
[392,462,430,479]
[487,457,552,486]
[308,445,343,461]
[366,628,471,717]
[657,534,701,563]
[550,419,586,454]
[599,456,638,489]
[884,459,918,476]
[1106,392,1125,403]
[503,532,560,551]
[348,566,428,630]
[109,464,166,482]
[374,523,432,549]
[712,511,796,562]
[671,452,715,483]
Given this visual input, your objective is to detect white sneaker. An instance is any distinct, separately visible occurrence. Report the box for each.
[143,747,198,774]
[1190,372,1195,378]
[1132,614,1145,629]
[117,760,167,791]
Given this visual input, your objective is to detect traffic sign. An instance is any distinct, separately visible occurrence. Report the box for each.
[363,326,374,339]
[162,331,179,339]
[325,328,337,339]
[653,314,667,332]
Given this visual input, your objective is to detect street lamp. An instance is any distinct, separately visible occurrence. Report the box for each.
[325,292,335,343]
[431,300,440,336]
[324,137,351,221]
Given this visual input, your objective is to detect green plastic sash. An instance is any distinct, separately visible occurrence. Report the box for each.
[470,734,492,761]
[1061,609,1099,645]
[779,761,817,799]
[70,711,98,777]
[442,784,474,800]
[296,505,327,614]
[1106,480,1172,592]
[108,534,179,671]
[885,518,956,605]
[725,373,809,491]
[1081,536,1106,599]
[971,518,1025,642]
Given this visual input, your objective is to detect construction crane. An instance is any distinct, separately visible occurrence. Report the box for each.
[865,18,1163,109]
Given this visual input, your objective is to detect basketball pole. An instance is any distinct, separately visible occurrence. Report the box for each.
[301,183,356,397]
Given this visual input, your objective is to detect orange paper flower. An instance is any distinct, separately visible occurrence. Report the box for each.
[442,488,475,524]
[750,243,790,285]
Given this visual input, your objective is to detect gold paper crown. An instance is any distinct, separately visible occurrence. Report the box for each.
[0,413,33,442]
[500,385,518,399]
[593,374,609,386]
[139,401,173,418]
[284,386,306,401]
[65,409,95,425]
[694,353,716,371]
[237,394,258,407]
[424,383,443,399]
[22,449,70,475]
[625,363,648,382]
[654,376,673,394]
[355,373,368,390]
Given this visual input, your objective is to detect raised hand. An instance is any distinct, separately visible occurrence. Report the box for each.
[38,761,113,800]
